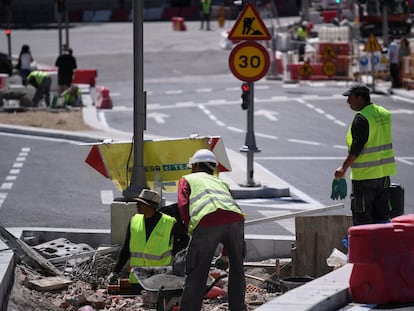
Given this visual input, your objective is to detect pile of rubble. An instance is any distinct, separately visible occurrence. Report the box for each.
[2,227,290,310]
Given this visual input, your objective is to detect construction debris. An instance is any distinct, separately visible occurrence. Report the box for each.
[5,235,292,310]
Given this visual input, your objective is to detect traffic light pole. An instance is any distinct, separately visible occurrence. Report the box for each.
[240,81,261,187]
[122,0,147,200]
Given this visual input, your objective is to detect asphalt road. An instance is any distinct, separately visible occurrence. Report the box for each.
[2,20,414,233]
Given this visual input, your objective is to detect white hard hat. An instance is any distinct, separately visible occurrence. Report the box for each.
[188,149,217,166]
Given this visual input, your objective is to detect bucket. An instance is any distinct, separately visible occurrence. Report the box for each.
[279,276,314,292]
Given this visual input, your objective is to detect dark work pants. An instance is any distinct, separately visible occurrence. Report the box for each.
[180,221,247,311]
[351,176,391,225]
[32,76,51,107]
[390,63,401,88]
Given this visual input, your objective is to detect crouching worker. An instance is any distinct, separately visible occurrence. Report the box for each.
[106,189,189,294]
[62,85,83,107]
[26,70,51,107]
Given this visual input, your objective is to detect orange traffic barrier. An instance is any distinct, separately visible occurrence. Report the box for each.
[95,85,113,109]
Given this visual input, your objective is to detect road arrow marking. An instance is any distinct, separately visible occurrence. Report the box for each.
[147,112,169,124]
[254,109,279,121]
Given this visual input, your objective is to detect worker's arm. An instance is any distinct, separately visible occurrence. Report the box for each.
[177,178,191,230]
[335,114,369,179]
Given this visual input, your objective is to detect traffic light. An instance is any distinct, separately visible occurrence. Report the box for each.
[335,0,340,3]
[241,82,250,110]
[5,29,10,37]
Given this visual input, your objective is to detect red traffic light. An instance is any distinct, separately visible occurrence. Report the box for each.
[241,83,249,92]
[5,29,11,36]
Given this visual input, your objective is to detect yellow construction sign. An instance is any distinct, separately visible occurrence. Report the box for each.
[364,34,382,52]
[300,61,313,76]
[228,3,271,41]
[323,45,337,59]
[83,136,231,193]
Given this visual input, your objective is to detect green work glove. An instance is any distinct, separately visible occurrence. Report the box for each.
[331,179,340,200]
[107,271,118,285]
[337,178,347,199]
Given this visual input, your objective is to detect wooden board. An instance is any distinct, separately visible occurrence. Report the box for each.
[28,276,73,292]
[292,215,353,278]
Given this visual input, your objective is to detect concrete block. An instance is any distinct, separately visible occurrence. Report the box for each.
[245,234,295,261]
[110,202,137,245]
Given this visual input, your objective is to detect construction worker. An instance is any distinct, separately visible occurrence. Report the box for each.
[176,149,247,311]
[61,85,83,107]
[296,21,308,62]
[334,83,397,225]
[106,189,189,293]
[26,70,51,107]
[200,0,212,31]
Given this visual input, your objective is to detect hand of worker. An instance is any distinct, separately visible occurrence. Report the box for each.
[214,255,229,271]
[107,272,119,285]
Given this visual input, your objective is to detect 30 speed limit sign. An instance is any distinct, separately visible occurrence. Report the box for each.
[229,41,270,82]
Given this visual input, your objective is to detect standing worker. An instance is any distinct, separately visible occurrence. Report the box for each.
[200,0,212,31]
[26,70,51,107]
[55,46,77,95]
[388,36,401,90]
[176,149,247,311]
[107,189,189,293]
[334,83,397,225]
[296,21,308,62]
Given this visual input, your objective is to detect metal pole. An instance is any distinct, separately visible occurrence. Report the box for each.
[123,0,147,199]
[382,4,388,46]
[58,12,63,55]
[240,82,260,187]
[65,7,69,48]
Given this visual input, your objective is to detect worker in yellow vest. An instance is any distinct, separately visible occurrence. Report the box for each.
[26,70,51,107]
[177,149,247,311]
[334,83,397,226]
[107,189,189,293]
[200,0,212,31]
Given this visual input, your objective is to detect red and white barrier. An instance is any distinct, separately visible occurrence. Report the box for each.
[95,85,113,109]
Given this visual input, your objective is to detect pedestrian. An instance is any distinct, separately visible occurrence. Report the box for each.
[398,37,410,86]
[106,189,189,294]
[334,83,397,226]
[55,46,77,95]
[26,70,51,107]
[16,44,33,85]
[200,0,212,31]
[176,149,247,311]
[388,36,401,89]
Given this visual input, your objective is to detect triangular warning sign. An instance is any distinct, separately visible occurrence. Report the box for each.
[323,45,337,59]
[300,61,313,76]
[363,34,382,52]
[228,3,271,41]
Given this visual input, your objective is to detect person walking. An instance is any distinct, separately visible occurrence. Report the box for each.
[176,149,247,311]
[16,44,33,85]
[334,83,397,226]
[388,36,401,89]
[398,37,410,86]
[106,189,189,293]
[200,0,212,31]
[55,46,77,95]
[26,70,51,107]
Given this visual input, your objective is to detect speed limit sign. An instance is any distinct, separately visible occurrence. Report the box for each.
[229,41,270,82]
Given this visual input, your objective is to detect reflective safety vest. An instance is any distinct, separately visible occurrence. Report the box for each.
[128,213,176,284]
[27,71,48,85]
[183,172,244,235]
[346,103,397,180]
[201,0,211,14]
